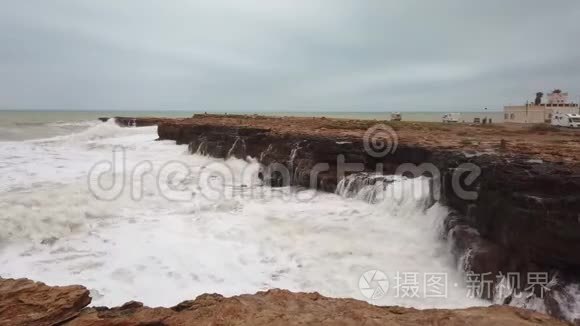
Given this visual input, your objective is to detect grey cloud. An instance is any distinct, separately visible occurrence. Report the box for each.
[1,0,579,111]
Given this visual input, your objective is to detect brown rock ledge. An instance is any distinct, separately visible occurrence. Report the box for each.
[0,278,569,325]
[0,278,91,326]
[106,113,580,164]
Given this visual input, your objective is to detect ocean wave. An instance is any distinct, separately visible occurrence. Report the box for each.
[0,124,489,310]
[0,183,108,242]
[1,118,106,142]
[46,120,100,128]
[28,118,155,145]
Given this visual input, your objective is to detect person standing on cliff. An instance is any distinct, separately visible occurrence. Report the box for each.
[483,107,488,124]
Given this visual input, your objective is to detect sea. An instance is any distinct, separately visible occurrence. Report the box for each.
[1,110,578,321]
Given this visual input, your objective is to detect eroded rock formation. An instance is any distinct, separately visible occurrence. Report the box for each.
[0,278,90,326]
[0,278,568,325]
[149,114,580,318]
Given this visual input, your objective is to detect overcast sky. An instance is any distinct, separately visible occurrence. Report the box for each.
[1,1,579,112]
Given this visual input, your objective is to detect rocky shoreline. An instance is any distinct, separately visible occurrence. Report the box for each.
[18,114,580,325]
[112,114,580,320]
[0,278,568,325]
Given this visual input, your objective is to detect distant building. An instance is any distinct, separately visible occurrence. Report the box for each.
[504,90,579,123]
[547,90,570,105]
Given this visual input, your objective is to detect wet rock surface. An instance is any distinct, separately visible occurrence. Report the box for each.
[92,114,580,321]
[149,114,580,313]
[0,278,568,325]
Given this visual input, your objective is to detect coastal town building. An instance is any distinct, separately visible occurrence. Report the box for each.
[504,90,579,123]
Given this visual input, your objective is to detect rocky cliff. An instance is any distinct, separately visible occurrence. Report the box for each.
[0,278,568,326]
[150,114,580,319]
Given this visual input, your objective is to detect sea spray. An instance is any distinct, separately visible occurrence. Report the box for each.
[1,122,487,310]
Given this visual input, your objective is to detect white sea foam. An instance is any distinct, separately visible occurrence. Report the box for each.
[1,121,492,309]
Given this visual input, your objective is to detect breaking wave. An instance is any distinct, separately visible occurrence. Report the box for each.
[2,121,486,310]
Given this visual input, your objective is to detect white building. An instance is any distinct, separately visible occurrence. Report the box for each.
[504,90,579,123]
